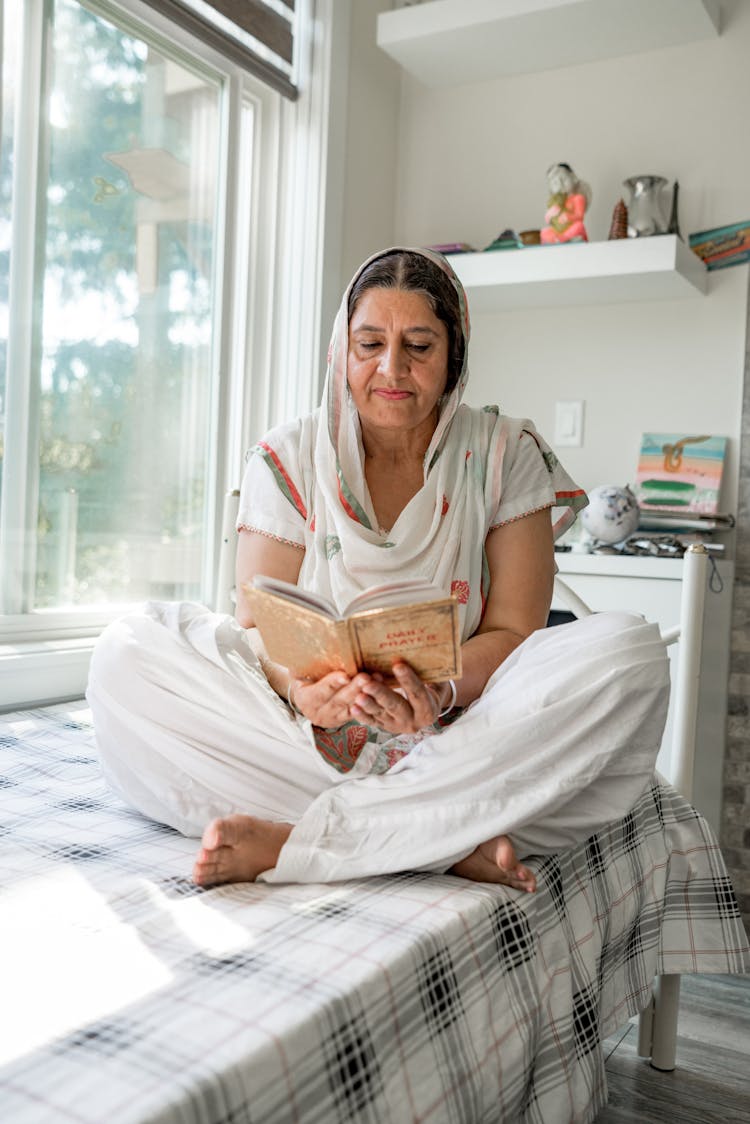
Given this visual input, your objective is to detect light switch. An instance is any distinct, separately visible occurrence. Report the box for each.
[554,400,584,447]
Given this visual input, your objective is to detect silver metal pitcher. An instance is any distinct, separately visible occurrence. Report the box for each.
[623,175,670,237]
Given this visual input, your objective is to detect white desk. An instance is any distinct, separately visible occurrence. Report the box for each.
[553,552,733,835]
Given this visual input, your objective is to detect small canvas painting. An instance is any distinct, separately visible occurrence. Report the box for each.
[634,433,727,514]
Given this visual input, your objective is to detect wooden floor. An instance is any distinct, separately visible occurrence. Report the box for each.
[595,974,750,1123]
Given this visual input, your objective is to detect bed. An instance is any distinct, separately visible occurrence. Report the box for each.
[1,699,748,1124]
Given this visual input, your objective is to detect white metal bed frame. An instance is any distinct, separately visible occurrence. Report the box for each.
[217,488,709,1072]
[554,541,708,1072]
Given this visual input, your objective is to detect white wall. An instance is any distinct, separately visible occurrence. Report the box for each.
[341,0,750,515]
[316,0,401,398]
[465,267,747,511]
[336,1,402,287]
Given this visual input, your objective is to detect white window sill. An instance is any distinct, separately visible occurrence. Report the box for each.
[0,638,93,711]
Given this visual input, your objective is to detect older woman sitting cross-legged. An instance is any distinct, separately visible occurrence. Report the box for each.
[87,247,669,889]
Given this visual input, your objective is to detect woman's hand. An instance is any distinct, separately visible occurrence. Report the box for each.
[289,664,450,734]
[289,671,357,729]
[350,663,448,734]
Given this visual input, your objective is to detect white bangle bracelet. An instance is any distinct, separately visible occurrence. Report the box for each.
[286,679,304,717]
[438,678,457,717]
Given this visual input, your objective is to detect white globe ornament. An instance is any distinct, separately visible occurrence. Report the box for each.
[581,485,640,545]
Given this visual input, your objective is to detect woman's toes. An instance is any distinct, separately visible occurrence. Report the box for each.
[201,820,220,850]
[192,852,220,886]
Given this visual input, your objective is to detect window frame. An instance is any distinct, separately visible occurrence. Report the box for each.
[0,0,337,708]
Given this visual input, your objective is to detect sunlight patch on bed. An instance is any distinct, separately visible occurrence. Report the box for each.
[66,703,93,724]
[6,715,39,736]
[291,887,353,914]
[144,881,256,957]
[0,867,173,1064]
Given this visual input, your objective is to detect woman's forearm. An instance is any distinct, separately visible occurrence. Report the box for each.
[245,628,292,701]
[450,510,555,709]
[453,627,529,709]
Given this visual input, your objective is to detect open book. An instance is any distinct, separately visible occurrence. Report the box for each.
[244,575,462,683]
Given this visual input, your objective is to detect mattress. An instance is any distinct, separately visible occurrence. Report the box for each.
[1,702,747,1123]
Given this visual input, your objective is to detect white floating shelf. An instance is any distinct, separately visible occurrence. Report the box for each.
[378,0,721,87]
[447,235,708,311]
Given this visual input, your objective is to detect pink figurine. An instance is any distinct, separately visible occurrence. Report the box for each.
[540,162,592,244]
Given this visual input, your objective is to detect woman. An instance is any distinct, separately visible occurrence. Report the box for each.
[87,248,669,889]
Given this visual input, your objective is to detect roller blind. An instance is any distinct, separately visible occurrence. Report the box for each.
[143,0,297,98]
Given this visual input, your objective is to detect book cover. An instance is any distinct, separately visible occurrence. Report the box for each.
[244,584,462,683]
[633,433,727,515]
[689,220,750,271]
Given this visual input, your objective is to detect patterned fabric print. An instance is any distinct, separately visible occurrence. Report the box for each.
[323,1011,383,1119]
[313,722,374,773]
[310,699,462,775]
[450,579,470,604]
[369,730,427,774]
[573,982,601,1060]
[520,427,588,528]
[238,524,305,549]
[253,441,308,520]
[336,464,372,530]
[325,534,342,560]
[417,946,464,1034]
[1,703,748,1124]
[366,715,465,775]
[488,502,555,532]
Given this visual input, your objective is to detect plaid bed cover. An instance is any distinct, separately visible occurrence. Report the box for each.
[1,704,748,1124]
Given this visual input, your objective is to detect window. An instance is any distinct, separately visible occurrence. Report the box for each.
[0,0,333,707]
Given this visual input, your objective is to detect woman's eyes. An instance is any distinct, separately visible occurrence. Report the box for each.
[358,340,430,353]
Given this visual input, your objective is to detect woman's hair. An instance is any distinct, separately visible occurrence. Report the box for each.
[347,251,464,393]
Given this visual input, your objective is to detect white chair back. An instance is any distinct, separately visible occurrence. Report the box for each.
[553,543,708,802]
[215,489,240,616]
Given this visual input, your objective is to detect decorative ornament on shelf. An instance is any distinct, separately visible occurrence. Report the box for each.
[623,175,671,238]
[484,228,523,252]
[540,162,591,244]
[428,242,476,255]
[608,199,628,240]
[581,485,640,545]
[667,181,682,239]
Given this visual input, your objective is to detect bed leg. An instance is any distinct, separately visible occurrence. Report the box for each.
[649,973,680,1071]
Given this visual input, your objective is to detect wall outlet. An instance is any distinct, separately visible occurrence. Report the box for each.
[554,400,584,447]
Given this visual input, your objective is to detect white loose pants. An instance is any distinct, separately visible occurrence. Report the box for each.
[86,601,670,882]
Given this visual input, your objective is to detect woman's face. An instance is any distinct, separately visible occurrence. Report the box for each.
[347,288,450,438]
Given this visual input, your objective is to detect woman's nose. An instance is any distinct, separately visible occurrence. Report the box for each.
[378,344,407,378]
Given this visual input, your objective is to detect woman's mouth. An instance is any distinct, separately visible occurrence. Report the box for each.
[375,388,411,400]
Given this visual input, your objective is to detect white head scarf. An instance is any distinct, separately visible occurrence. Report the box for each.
[295,247,585,639]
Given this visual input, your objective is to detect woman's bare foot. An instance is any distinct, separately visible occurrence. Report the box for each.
[192,814,293,886]
[450,834,536,892]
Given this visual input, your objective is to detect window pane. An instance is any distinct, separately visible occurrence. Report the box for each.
[26,0,223,608]
[0,3,18,548]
